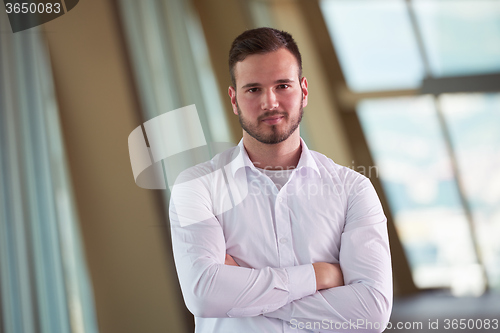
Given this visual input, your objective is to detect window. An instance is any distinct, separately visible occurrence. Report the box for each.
[321,0,500,295]
[321,0,424,91]
[358,95,483,293]
[414,0,500,76]
[440,93,500,290]
[0,13,98,333]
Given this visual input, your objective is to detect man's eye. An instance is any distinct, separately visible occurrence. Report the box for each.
[247,88,259,93]
[277,84,290,89]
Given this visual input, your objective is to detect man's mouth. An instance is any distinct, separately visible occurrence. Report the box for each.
[261,115,284,125]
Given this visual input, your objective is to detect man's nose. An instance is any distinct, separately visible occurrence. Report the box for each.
[261,89,279,110]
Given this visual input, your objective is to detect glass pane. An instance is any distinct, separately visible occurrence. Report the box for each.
[320,0,424,92]
[0,19,99,333]
[414,0,500,76]
[440,93,500,290]
[358,96,485,295]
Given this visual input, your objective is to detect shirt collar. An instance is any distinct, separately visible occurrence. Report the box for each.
[230,138,321,178]
[296,138,322,177]
[229,139,256,177]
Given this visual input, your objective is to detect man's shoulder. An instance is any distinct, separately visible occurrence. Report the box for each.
[308,150,375,202]
[308,149,367,183]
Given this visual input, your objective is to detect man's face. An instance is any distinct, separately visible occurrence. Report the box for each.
[228,48,308,144]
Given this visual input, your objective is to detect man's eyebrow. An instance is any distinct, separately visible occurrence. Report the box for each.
[241,82,261,89]
[275,79,295,84]
[241,79,295,89]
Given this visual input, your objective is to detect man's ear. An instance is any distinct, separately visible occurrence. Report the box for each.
[228,86,239,115]
[301,77,309,108]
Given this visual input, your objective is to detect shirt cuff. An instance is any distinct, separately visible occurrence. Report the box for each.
[285,264,316,303]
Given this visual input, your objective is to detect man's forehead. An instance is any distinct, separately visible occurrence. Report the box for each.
[233,49,300,87]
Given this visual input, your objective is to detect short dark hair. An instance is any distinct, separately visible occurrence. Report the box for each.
[228,27,302,88]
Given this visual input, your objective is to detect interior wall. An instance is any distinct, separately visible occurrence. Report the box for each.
[42,0,189,332]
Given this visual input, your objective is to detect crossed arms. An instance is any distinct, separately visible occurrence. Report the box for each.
[225,254,344,291]
[169,174,392,332]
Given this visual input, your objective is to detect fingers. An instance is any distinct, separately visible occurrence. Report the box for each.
[313,262,344,290]
[225,253,239,266]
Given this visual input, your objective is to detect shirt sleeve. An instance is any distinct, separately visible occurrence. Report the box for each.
[263,176,393,332]
[169,167,317,319]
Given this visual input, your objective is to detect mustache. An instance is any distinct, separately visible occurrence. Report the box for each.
[258,111,287,121]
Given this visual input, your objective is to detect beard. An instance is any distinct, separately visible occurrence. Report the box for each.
[236,99,304,145]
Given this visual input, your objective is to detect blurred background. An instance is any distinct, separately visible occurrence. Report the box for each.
[1,0,499,332]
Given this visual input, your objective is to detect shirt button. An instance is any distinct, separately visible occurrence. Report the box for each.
[279,238,288,244]
[278,197,283,203]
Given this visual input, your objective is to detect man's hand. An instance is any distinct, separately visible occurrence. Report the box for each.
[224,255,343,291]
[225,254,239,266]
[312,262,344,290]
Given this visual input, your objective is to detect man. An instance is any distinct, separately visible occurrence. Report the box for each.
[169,27,392,332]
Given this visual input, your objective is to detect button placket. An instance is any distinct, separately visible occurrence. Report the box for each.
[275,194,294,267]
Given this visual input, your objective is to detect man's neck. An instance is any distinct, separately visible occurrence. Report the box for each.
[242,131,302,170]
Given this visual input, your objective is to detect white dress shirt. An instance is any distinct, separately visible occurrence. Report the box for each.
[169,138,392,333]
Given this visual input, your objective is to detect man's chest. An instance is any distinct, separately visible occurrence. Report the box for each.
[214,177,346,269]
